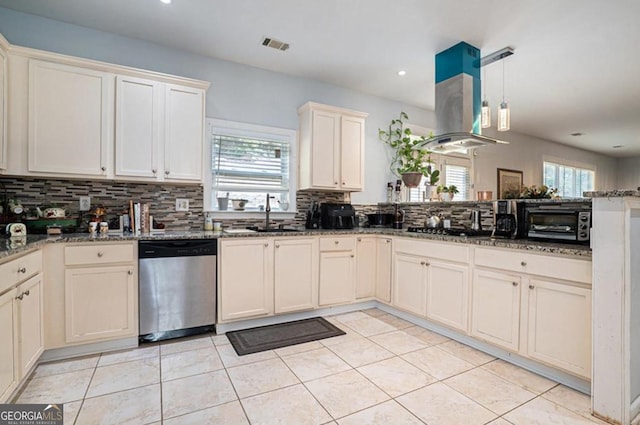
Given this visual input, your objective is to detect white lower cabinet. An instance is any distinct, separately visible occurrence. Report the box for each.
[0,249,44,403]
[393,252,428,316]
[219,239,273,321]
[375,237,393,303]
[65,266,136,344]
[319,237,356,306]
[274,238,318,314]
[471,269,522,351]
[526,278,592,378]
[426,260,469,332]
[0,288,17,402]
[356,236,377,299]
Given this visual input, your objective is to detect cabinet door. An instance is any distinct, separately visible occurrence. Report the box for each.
[220,239,273,321]
[17,274,43,378]
[426,260,469,332]
[28,60,111,177]
[393,253,427,316]
[274,238,318,314]
[527,279,592,378]
[319,251,355,306]
[376,238,393,303]
[115,75,161,179]
[164,84,204,182]
[65,265,136,343]
[0,45,6,170]
[340,115,365,191]
[471,269,521,351]
[310,110,339,189]
[356,237,377,299]
[0,288,17,402]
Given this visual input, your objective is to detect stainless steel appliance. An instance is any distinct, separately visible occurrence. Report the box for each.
[492,200,519,239]
[470,210,482,231]
[520,203,591,244]
[139,239,217,342]
[320,203,356,229]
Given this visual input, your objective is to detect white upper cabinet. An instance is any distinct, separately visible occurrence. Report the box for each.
[164,84,205,182]
[298,102,367,192]
[0,34,8,170]
[28,60,112,177]
[4,42,209,182]
[115,75,161,179]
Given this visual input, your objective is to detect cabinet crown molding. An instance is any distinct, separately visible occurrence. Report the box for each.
[297,101,368,118]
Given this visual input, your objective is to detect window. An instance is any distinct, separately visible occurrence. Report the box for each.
[205,119,297,212]
[543,161,594,198]
[407,153,472,201]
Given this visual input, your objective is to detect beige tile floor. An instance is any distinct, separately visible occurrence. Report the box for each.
[15,308,607,425]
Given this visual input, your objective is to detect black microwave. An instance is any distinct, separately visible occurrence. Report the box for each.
[519,204,591,244]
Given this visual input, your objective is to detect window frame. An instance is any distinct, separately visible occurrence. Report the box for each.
[542,157,595,199]
[406,151,474,202]
[203,118,298,217]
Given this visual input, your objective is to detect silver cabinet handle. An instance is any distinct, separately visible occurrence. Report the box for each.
[16,293,24,301]
[128,270,133,275]
[101,166,106,172]
[97,252,104,258]
[18,267,26,273]
[386,239,391,243]
[342,182,346,185]
[165,170,170,175]
[152,169,157,174]
[357,238,362,242]
[350,254,354,258]
[334,181,338,185]
[425,262,430,266]
[334,241,339,245]
[275,244,280,248]
[264,243,269,247]
[529,285,535,290]
[521,261,527,267]
[512,281,518,286]
[420,261,426,266]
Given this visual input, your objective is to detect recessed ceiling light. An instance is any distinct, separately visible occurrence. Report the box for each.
[397,70,407,76]
[570,132,584,137]
[262,37,290,51]
[612,145,624,149]
[160,0,171,4]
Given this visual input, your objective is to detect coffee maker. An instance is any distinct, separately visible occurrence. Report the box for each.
[492,200,518,238]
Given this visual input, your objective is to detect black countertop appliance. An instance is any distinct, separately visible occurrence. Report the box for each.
[320,203,356,229]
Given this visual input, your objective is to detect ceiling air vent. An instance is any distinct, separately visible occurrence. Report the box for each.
[262,37,290,51]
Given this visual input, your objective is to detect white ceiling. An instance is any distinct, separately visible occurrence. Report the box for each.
[1,0,639,157]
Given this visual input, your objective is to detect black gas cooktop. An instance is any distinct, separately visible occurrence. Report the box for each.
[406,227,493,237]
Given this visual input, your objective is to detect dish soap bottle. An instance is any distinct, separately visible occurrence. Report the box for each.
[386,182,394,203]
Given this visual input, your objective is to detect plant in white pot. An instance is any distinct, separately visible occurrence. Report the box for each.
[379,112,435,188]
[423,161,440,200]
[437,185,459,201]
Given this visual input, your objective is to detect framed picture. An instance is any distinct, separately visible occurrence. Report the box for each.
[497,168,523,199]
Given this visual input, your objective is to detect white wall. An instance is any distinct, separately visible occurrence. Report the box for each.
[616,157,640,190]
[474,128,619,195]
[0,6,622,204]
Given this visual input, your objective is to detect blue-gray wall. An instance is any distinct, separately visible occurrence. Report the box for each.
[0,6,434,203]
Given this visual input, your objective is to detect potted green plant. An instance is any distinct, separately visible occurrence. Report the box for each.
[379,112,437,188]
[437,185,459,201]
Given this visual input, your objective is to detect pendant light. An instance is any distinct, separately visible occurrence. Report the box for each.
[498,59,510,131]
[481,65,491,128]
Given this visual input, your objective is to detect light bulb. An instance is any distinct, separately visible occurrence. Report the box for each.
[481,100,491,128]
[498,101,510,132]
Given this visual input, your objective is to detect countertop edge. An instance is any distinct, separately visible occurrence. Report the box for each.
[1,228,592,260]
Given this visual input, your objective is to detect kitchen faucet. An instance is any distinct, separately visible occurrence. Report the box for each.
[265,193,272,231]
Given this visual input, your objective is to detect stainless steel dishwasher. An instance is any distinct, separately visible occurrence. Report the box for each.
[139,239,217,342]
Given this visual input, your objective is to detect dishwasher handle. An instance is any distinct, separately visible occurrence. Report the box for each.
[139,239,217,258]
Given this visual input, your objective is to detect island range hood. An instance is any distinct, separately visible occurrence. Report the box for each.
[415,42,509,154]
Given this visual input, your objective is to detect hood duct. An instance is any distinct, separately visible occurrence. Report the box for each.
[415,42,510,153]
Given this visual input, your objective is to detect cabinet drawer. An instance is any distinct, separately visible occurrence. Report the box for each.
[65,243,135,266]
[474,247,591,284]
[395,238,470,263]
[319,236,355,252]
[0,250,43,294]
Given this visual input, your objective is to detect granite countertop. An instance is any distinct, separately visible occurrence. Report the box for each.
[1,228,591,260]
[584,190,640,198]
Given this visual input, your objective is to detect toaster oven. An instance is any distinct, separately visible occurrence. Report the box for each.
[520,204,591,244]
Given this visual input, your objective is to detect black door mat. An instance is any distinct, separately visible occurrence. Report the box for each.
[226,317,346,356]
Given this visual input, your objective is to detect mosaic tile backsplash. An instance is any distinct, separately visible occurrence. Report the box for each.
[1,177,513,232]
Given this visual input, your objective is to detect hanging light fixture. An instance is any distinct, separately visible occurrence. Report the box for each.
[481,65,491,128]
[498,59,510,131]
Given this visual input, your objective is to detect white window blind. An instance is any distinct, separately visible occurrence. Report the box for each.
[445,164,470,200]
[543,161,594,198]
[212,134,290,192]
